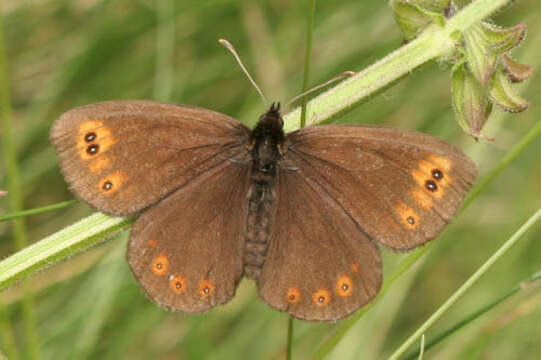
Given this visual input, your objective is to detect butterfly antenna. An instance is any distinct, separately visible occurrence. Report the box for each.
[284,71,356,109]
[219,39,268,105]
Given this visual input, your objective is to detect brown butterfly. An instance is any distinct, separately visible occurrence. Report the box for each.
[50,100,477,321]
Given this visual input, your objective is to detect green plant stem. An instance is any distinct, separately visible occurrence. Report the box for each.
[404,270,541,360]
[418,334,425,360]
[286,317,294,360]
[0,9,39,359]
[389,209,541,360]
[300,0,316,128]
[0,213,132,292]
[0,200,77,222]
[283,0,515,132]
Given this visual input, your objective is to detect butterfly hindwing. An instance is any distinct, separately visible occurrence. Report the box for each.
[51,100,250,216]
[127,160,251,313]
[285,125,478,250]
[258,165,382,321]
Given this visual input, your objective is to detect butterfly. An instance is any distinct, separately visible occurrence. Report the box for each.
[50,100,477,321]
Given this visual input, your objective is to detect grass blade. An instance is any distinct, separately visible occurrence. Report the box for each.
[388,209,541,360]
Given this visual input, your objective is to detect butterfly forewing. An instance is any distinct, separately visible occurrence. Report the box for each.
[50,100,250,216]
[127,160,251,313]
[258,166,382,321]
[285,125,477,250]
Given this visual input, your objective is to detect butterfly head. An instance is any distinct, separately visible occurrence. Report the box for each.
[250,102,285,173]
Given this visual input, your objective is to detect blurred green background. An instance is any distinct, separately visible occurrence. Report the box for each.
[0,0,540,359]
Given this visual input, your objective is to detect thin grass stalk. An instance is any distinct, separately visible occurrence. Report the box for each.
[404,270,541,360]
[0,200,77,222]
[389,209,541,359]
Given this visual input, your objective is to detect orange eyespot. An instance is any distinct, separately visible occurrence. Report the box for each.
[151,254,168,276]
[351,262,360,274]
[413,156,452,199]
[286,288,301,304]
[169,275,186,294]
[98,171,125,194]
[312,289,331,307]
[77,120,116,160]
[395,203,419,229]
[199,279,215,297]
[147,239,157,247]
[335,275,353,298]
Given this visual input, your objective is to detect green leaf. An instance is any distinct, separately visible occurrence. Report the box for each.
[414,0,450,13]
[391,1,433,41]
[390,0,447,41]
[489,69,530,112]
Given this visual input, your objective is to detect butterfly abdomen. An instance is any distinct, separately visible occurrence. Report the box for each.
[243,105,284,280]
[244,175,276,280]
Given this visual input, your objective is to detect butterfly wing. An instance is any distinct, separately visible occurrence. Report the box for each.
[127,159,251,313]
[258,125,476,321]
[258,166,382,321]
[51,100,250,216]
[284,125,477,250]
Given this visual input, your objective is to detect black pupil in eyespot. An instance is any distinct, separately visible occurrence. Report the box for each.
[425,180,438,191]
[87,144,99,155]
[85,132,96,142]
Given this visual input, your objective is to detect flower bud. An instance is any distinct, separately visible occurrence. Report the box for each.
[452,63,493,140]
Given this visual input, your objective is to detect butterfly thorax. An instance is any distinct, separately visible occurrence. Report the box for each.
[249,103,285,174]
[244,104,285,280]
